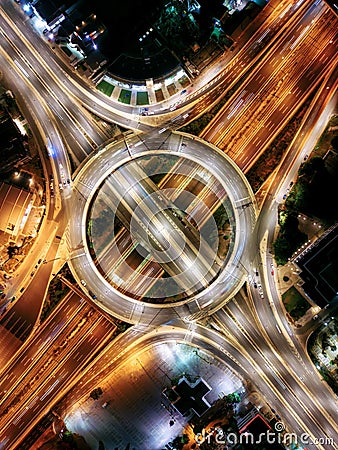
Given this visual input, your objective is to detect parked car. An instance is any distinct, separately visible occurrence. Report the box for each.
[88,290,97,299]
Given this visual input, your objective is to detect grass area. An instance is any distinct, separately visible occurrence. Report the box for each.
[282,286,311,320]
[178,75,190,88]
[136,91,149,105]
[96,79,115,97]
[118,89,132,104]
[273,211,307,265]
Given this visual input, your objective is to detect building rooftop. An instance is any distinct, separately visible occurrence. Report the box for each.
[295,224,338,307]
[0,182,33,237]
[171,376,211,417]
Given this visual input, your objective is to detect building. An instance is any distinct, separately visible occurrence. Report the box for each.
[294,224,338,307]
[165,376,212,418]
[0,110,27,174]
[0,182,33,238]
[237,408,285,449]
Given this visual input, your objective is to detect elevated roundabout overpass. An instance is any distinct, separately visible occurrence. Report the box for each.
[67,130,257,326]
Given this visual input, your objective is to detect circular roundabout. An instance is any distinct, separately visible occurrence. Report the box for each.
[68,131,256,324]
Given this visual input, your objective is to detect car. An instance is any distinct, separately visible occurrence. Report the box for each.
[88,290,97,299]
[59,183,63,191]
[80,279,86,286]
[253,283,257,288]
[260,293,264,299]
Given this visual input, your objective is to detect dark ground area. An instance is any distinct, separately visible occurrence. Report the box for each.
[82,0,226,58]
[83,0,166,58]
[75,0,228,78]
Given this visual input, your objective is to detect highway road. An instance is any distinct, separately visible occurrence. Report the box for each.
[52,319,338,449]
[0,293,117,449]
[201,0,337,171]
[0,0,337,448]
[102,161,221,296]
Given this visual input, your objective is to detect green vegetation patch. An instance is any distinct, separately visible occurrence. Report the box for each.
[213,204,229,229]
[282,286,311,320]
[40,265,73,321]
[96,79,115,97]
[136,91,149,105]
[118,89,132,104]
[308,318,338,395]
[285,155,338,226]
[273,211,307,265]
[178,75,190,88]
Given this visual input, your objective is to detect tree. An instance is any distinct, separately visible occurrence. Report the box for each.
[90,387,103,400]
[225,392,240,404]
[330,135,338,151]
[273,211,307,265]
